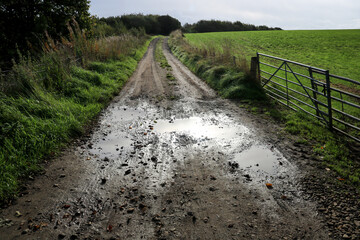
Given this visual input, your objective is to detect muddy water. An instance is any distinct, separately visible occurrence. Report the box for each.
[0,38,328,240]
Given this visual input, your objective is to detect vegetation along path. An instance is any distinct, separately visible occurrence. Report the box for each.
[0,38,358,239]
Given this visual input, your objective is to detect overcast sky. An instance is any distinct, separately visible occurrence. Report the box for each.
[89,0,360,30]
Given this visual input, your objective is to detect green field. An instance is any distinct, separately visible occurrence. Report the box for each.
[185,30,360,82]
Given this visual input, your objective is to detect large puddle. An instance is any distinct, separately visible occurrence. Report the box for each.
[153,117,248,140]
[233,145,283,174]
[86,104,296,192]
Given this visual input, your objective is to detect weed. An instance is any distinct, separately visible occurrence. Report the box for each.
[250,107,258,113]
[168,95,179,101]
[166,73,176,81]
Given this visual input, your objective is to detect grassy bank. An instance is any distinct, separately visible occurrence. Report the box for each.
[168,31,266,100]
[0,26,153,203]
[169,31,359,188]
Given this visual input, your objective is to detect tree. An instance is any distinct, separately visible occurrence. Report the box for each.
[0,0,92,66]
[157,15,181,35]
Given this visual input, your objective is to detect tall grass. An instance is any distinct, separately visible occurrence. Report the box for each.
[0,21,151,204]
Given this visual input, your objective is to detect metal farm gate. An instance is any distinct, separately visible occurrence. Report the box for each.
[255,53,360,142]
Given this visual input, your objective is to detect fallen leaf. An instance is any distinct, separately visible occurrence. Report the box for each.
[63,204,71,209]
[325,168,330,171]
[33,225,40,231]
[266,183,273,189]
[143,132,147,135]
[107,224,113,232]
[338,178,345,181]
[40,222,48,227]
[15,211,22,217]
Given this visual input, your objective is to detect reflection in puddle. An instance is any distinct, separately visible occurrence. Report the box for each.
[234,145,281,174]
[153,117,248,139]
[91,136,133,158]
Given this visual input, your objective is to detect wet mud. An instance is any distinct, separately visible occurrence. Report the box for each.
[0,38,332,239]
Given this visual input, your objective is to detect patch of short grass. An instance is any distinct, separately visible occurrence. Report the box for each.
[284,110,359,188]
[155,37,176,84]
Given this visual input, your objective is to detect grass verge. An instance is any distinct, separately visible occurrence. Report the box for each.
[168,31,265,100]
[0,35,154,204]
[154,37,177,86]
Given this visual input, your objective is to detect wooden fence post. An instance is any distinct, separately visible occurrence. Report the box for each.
[250,56,260,84]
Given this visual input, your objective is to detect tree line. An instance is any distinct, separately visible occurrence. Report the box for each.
[94,14,181,37]
[0,1,281,68]
[182,20,282,33]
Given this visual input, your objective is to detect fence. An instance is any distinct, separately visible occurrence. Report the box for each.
[254,53,360,142]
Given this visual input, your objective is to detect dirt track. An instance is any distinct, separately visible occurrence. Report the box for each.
[0,38,332,239]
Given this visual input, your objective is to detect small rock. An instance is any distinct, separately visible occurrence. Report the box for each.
[342,234,350,239]
[127,208,135,213]
[101,178,107,185]
[125,169,131,175]
[59,174,66,178]
[209,187,216,192]
[70,235,78,240]
[244,174,251,179]
[22,229,31,235]
[53,184,59,188]
[103,157,110,162]
[58,233,66,239]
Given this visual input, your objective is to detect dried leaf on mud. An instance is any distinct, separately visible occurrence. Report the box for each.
[107,224,113,232]
[15,211,22,217]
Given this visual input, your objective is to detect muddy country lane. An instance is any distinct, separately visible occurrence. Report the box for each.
[0,38,329,239]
